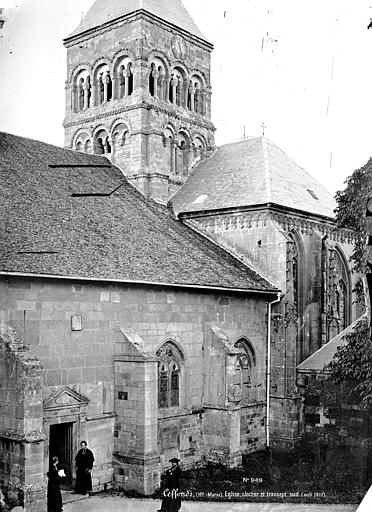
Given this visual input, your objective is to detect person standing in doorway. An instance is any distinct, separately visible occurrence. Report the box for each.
[47,456,63,512]
[74,441,94,495]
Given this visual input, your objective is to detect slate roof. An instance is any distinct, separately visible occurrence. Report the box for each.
[297,314,367,372]
[67,0,207,41]
[0,132,276,293]
[171,137,336,218]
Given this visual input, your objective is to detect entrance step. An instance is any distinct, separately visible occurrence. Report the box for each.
[62,490,90,505]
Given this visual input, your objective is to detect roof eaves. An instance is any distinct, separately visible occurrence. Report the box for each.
[177,202,337,223]
[0,271,279,296]
[64,9,212,48]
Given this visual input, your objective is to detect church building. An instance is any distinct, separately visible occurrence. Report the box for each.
[0,1,361,511]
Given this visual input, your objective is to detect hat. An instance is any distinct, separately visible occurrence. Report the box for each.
[169,458,180,463]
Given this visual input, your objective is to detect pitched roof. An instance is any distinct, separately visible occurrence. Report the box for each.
[297,314,367,372]
[0,132,276,293]
[171,137,336,218]
[67,0,206,41]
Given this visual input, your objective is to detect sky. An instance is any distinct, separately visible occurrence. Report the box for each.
[1,0,372,195]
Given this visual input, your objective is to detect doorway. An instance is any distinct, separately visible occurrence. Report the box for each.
[49,422,74,489]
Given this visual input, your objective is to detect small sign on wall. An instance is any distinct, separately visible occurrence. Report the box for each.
[71,315,82,331]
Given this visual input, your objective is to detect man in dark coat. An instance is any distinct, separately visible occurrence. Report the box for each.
[75,441,94,495]
[158,458,182,512]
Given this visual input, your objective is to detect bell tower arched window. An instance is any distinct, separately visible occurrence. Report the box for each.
[127,63,134,96]
[94,129,111,155]
[149,63,156,96]
[73,70,92,112]
[157,342,183,409]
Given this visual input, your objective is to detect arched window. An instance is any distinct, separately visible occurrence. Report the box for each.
[74,132,90,153]
[178,132,190,176]
[292,256,298,306]
[127,63,134,96]
[157,67,165,100]
[84,139,92,154]
[97,73,104,105]
[164,127,175,174]
[94,129,111,155]
[194,136,206,160]
[119,65,126,98]
[104,71,112,102]
[337,279,347,331]
[157,342,183,409]
[114,57,134,99]
[234,339,255,402]
[331,248,351,335]
[194,83,201,113]
[78,78,84,111]
[73,70,91,112]
[149,63,156,96]
[287,232,301,307]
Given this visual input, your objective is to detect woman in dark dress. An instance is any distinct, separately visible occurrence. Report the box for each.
[158,458,182,512]
[47,456,63,512]
[75,441,94,495]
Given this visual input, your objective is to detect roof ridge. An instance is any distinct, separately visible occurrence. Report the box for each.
[261,136,272,203]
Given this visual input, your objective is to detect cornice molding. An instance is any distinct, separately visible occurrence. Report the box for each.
[64,100,215,132]
[193,209,355,245]
[64,10,213,52]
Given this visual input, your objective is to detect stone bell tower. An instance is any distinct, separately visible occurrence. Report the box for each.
[63,0,216,203]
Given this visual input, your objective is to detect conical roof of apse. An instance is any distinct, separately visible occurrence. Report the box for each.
[68,0,207,41]
[171,137,336,219]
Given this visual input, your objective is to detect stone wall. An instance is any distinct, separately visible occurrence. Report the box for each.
[191,209,359,449]
[0,275,269,494]
[158,411,204,468]
[240,403,266,454]
[0,322,45,512]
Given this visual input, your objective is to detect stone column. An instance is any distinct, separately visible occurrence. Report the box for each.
[103,72,110,103]
[170,76,178,104]
[112,72,118,100]
[158,74,165,100]
[189,85,195,111]
[91,80,97,107]
[153,69,159,98]
[125,68,131,97]
[113,330,161,495]
[0,323,46,512]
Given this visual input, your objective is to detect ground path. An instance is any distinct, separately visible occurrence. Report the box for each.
[64,494,358,512]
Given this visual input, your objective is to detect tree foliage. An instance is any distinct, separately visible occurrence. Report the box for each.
[327,317,372,407]
[334,159,372,274]
[329,160,372,407]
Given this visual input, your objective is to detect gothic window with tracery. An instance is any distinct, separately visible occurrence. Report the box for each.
[287,233,300,307]
[234,339,255,402]
[292,256,298,306]
[337,279,347,330]
[330,249,350,336]
[157,342,183,409]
